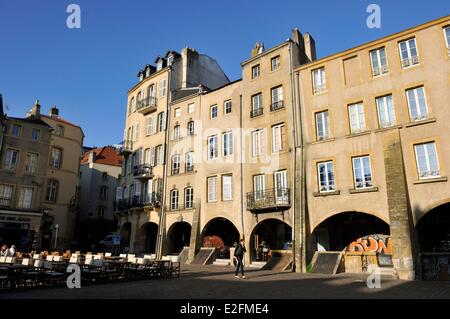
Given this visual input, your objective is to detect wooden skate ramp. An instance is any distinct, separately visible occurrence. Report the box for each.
[261,251,292,271]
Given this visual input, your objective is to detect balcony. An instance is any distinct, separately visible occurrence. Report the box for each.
[270,100,284,112]
[401,56,419,68]
[118,140,133,156]
[313,83,326,94]
[246,188,291,213]
[114,193,162,211]
[185,165,194,173]
[250,107,263,118]
[0,198,11,207]
[133,165,153,179]
[137,96,157,114]
[165,203,195,212]
[372,64,389,77]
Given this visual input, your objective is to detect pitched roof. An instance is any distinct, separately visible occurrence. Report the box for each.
[41,114,81,129]
[80,146,123,167]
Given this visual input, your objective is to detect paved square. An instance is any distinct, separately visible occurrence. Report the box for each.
[2,265,450,299]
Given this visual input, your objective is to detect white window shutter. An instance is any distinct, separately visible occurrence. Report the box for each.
[161,144,166,165]
[152,115,157,134]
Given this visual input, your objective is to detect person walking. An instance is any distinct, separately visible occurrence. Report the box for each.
[234,238,246,279]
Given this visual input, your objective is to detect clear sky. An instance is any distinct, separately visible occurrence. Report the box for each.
[0,0,448,146]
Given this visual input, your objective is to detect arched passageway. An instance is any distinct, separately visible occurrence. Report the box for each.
[312,212,390,252]
[167,222,191,254]
[417,203,450,253]
[201,217,240,258]
[250,219,292,261]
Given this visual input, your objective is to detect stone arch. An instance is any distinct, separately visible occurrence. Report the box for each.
[201,217,240,258]
[167,221,192,254]
[416,201,450,253]
[135,222,159,254]
[249,218,292,262]
[311,211,390,253]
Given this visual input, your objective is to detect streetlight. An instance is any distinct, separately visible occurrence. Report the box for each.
[54,224,59,250]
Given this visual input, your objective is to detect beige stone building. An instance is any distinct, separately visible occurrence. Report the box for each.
[296,15,450,279]
[116,48,230,254]
[40,107,84,250]
[117,15,450,279]
[0,101,84,251]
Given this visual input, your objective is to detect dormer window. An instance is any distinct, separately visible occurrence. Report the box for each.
[157,59,163,71]
[167,55,174,66]
[139,72,144,81]
[145,68,150,77]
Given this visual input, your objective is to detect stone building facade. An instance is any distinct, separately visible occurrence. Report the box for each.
[116,15,450,279]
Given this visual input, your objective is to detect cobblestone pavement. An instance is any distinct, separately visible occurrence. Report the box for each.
[2,264,450,299]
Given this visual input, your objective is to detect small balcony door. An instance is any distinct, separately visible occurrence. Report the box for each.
[253,175,265,202]
[274,170,287,204]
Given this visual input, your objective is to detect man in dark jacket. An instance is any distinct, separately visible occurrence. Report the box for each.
[234,238,246,279]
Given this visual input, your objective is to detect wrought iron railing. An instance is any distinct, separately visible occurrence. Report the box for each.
[270,100,284,111]
[137,96,157,111]
[133,165,153,177]
[246,188,291,211]
[250,107,263,118]
[401,56,419,68]
[372,64,389,77]
[313,83,326,94]
[118,140,133,154]
[0,197,11,207]
[165,203,195,212]
[114,193,161,211]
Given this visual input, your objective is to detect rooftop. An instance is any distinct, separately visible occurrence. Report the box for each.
[81,146,123,167]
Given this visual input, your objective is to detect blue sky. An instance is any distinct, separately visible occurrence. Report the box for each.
[0,0,448,146]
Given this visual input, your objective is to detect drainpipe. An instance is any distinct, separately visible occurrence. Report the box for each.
[156,67,172,259]
[288,41,298,272]
[295,70,306,273]
[239,94,245,238]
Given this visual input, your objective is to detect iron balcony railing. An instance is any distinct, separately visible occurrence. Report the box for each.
[133,165,153,178]
[137,96,157,113]
[401,56,420,68]
[313,83,326,94]
[185,165,194,173]
[0,198,11,207]
[270,100,284,112]
[372,64,389,77]
[118,140,133,155]
[114,193,162,211]
[246,188,291,212]
[165,203,195,212]
[250,107,263,118]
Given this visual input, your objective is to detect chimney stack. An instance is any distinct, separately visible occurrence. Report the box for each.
[49,106,59,117]
[88,150,96,164]
[28,100,41,119]
[251,42,265,57]
[303,33,317,62]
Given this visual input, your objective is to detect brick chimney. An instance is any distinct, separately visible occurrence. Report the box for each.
[49,106,59,117]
